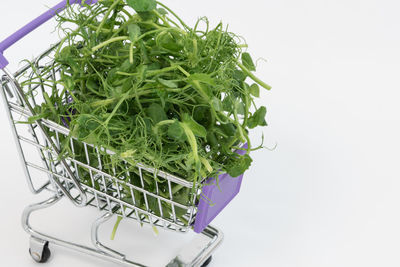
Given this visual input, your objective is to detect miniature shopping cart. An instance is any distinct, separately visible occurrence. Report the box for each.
[0,1,248,266]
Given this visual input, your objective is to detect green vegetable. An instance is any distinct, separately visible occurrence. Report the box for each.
[248,106,268,129]
[241,52,256,71]
[127,0,156,12]
[249,83,260,98]
[21,0,271,235]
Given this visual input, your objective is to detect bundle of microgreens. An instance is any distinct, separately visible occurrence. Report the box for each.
[22,0,270,228]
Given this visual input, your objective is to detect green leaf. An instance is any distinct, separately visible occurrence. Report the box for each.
[147,62,161,71]
[146,103,167,124]
[236,102,245,115]
[156,88,167,108]
[211,97,223,112]
[193,106,212,126]
[188,73,216,86]
[157,78,177,88]
[157,32,184,52]
[157,7,168,15]
[72,114,101,144]
[182,114,207,138]
[126,0,156,12]
[187,74,215,100]
[220,123,236,137]
[119,59,134,72]
[207,131,218,148]
[168,121,186,141]
[249,83,260,97]
[226,154,253,178]
[232,70,247,82]
[222,95,234,112]
[127,23,141,42]
[26,113,47,124]
[247,106,267,129]
[242,52,256,71]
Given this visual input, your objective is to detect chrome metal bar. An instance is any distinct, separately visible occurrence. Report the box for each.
[2,67,87,207]
[12,43,61,77]
[9,100,195,190]
[155,177,166,228]
[0,12,229,267]
[1,77,13,98]
[22,195,222,267]
[8,101,194,188]
[129,184,142,223]
[167,225,224,267]
[168,180,177,223]
[0,74,39,194]
[84,143,101,210]
[29,236,48,262]
[27,120,57,192]
[91,212,126,260]
[138,168,150,217]
[22,196,146,267]
[97,147,112,211]
[18,145,191,211]
[24,162,190,230]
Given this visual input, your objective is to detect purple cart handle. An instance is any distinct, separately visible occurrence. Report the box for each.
[0,0,98,69]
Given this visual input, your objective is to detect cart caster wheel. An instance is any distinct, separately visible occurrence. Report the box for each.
[29,241,51,263]
[201,256,212,267]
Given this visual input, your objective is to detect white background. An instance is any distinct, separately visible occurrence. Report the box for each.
[1,0,400,266]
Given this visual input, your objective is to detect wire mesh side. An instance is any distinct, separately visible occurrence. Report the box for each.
[1,51,201,231]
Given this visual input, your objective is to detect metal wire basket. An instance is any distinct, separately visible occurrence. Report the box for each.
[0,1,248,266]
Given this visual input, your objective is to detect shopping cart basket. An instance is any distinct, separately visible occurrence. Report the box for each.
[0,1,248,266]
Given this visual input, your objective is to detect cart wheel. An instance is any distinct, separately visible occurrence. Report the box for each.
[29,242,51,263]
[201,256,212,267]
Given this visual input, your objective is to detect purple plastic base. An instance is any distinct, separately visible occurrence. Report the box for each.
[194,144,248,233]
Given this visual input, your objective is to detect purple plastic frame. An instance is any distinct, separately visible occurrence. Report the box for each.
[194,143,248,233]
[1,0,250,233]
[0,0,98,69]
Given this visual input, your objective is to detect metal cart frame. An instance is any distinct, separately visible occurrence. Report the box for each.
[0,1,247,266]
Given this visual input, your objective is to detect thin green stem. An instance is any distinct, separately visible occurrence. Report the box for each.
[156,1,191,31]
[111,216,123,240]
[92,36,129,52]
[177,66,190,77]
[129,42,134,63]
[96,0,121,35]
[237,61,272,90]
[152,9,171,27]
